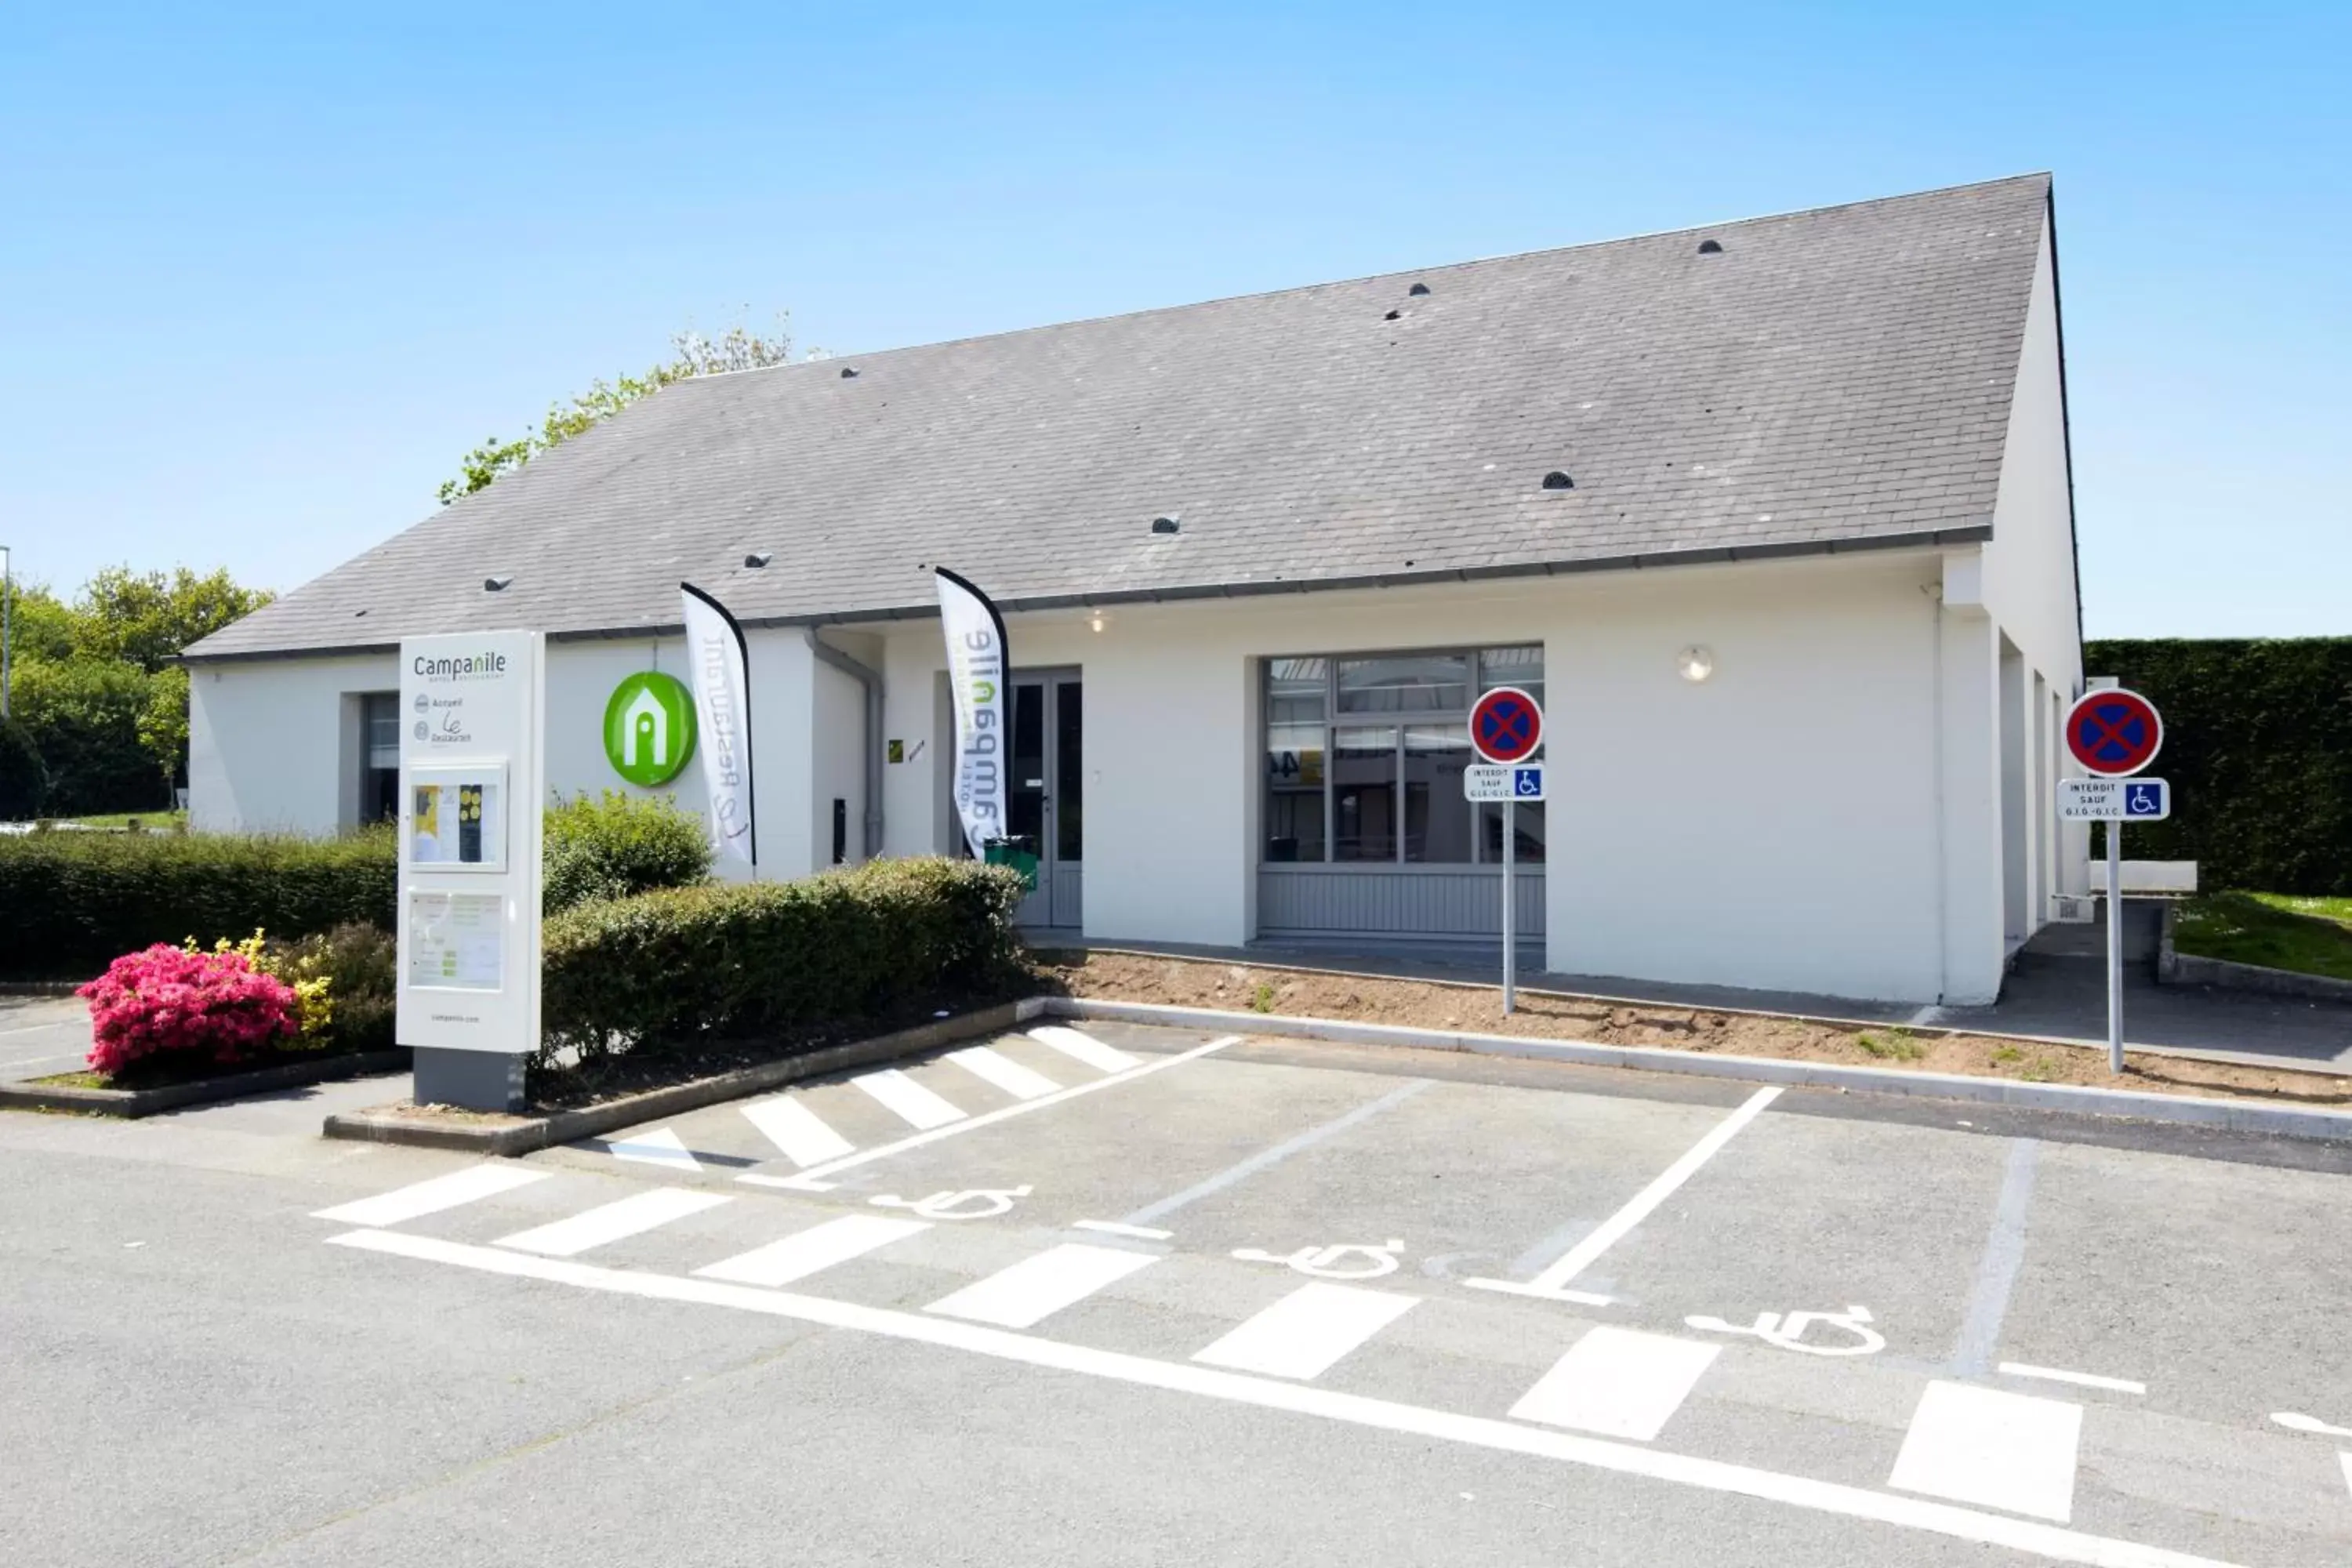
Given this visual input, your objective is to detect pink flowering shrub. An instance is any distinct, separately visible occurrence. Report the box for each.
[77,943,299,1076]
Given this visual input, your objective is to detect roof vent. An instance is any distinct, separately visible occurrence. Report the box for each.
[839,366,859,379]
[484,575,513,592]
[1697,239,1724,255]
[1541,471,1574,491]
[744,551,773,569]
[1407,282,1431,296]
[1384,308,1402,321]
[1150,516,1181,535]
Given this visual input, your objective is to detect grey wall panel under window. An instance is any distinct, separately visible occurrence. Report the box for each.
[1258,866,1545,937]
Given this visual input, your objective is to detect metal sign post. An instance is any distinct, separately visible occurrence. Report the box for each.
[1466,756,1548,1015]
[2060,688,2166,1075]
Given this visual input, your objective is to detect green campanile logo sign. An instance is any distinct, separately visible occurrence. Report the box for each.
[603,671,697,786]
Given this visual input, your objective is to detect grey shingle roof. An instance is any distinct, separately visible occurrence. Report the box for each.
[189,173,2053,660]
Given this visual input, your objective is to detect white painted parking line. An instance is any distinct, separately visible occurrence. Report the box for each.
[1509,1326,1721,1442]
[1073,1221,1173,1241]
[329,1230,2241,1568]
[1122,1078,1431,1229]
[1468,1086,1782,1305]
[945,1045,1061,1101]
[741,1095,857,1167]
[926,1243,1159,1328]
[608,1127,703,1171]
[852,1069,967,1131]
[1192,1283,1418,1381]
[1027,1025,1136,1074]
[1889,1381,2082,1524]
[495,1187,733,1258]
[2272,1411,2352,1439]
[1998,1363,2145,1396]
[742,1036,1240,1191]
[694,1214,930,1287]
[312,1163,550,1226]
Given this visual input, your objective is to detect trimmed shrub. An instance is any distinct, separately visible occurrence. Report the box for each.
[0,828,397,981]
[266,923,400,1054]
[78,942,299,1076]
[539,857,1027,1065]
[0,715,46,819]
[2084,637,2352,895]
[543,790,713,914]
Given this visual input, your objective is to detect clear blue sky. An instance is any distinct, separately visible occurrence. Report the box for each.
[3,2,2344,638]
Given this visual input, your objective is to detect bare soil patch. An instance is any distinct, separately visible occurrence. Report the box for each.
[1040,950,2352,1109]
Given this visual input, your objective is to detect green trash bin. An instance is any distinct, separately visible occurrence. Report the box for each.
[983,836,1040,892]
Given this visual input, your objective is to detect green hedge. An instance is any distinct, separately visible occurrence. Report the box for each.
[541,857,1027,1064]
[0,829,397,981]
[543,790,714,914]
[2083,637,2352,896]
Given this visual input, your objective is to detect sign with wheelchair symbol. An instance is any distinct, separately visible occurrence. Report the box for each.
[2059,777,2169,822]
[869,1185,1032,1221]
[1232,1239,1405,1280]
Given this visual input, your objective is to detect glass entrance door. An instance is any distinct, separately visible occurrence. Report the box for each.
[1007,675,1082,928]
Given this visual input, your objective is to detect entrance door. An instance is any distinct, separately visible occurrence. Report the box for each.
[1007,674,1083,929]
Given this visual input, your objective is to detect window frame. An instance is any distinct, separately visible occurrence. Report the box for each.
[1261,644,1544,868]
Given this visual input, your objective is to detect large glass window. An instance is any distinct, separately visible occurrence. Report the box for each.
[360,691,401,825]
[1263,646,1544,865]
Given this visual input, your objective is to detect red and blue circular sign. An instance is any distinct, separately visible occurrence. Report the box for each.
[2063,688,2163,777]
[1469,686,1544,764]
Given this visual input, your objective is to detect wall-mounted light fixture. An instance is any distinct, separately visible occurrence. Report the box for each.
[1676,644,1715,684]
[1088,611,1105,634]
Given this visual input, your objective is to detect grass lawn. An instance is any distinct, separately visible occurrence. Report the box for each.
[2172,891,2352,983]
[52,809,187,830]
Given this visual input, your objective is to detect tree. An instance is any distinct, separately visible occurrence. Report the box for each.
[138,664,191,794]
[0,716,45,820]
[4,582,79,666]
[438,321,798,505]
[71,566,274,673]
[9,658,158,814]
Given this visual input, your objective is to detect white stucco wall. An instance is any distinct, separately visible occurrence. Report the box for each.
[874,550,1997,1001]
[190,632,833,883]
[190,652,401,833]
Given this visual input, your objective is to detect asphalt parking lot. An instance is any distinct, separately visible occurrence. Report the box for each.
[279,1018,2352,1566]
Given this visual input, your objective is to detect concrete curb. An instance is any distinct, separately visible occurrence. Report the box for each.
[2157,904,2352,1005]
[321,998,1051,1155]
[1045,996,2352,1142]
[0,1049,412,1119]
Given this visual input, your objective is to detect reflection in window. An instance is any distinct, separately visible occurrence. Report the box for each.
[1263,647,1544,866]
[1338,653,1468,715]
[1331,727,1397,862]
[1403,727,1473,862]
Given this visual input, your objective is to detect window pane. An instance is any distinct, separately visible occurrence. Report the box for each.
[1008,683,1044,851]
[1478,645,1544,712]
[1337,654,1468,716]
[1481,800,1547,864]
[1403,726,1474,862]
[1054,681,1083,862]
[1266,657,1328,726]
[1330,725,1397,862]
[1264,723,1325,862]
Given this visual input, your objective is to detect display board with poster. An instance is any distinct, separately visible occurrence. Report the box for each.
[395,633,545,1102]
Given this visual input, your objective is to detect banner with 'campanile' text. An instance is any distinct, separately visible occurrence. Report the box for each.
[679,583,756,869]
[935,568,1009,858]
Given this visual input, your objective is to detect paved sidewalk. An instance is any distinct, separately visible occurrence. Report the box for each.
[0,995,96,1080]
[1073,899,2352,1075]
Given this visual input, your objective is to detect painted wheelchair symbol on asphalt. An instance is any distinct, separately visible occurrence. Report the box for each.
[1685,1304,1886,1357]
[870,1185,1033,1221]
[1232,1239,1405,1280]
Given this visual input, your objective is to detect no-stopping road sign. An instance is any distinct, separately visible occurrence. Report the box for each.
[1470,686,1544,764]
[2063,688,2163,777]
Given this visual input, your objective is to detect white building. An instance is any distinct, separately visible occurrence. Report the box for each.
[186,173,2085,1006]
